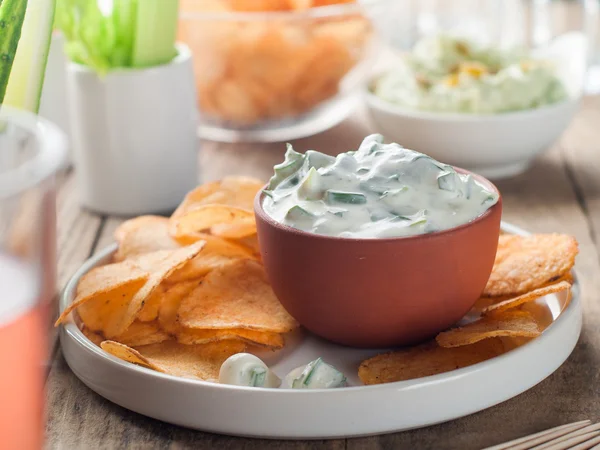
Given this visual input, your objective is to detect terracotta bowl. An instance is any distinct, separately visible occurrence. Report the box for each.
[254,171,502,348]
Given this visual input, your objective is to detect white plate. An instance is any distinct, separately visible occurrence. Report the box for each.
[60,222,581,439]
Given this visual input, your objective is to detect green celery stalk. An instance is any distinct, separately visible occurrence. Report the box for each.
[56,0,178,74]
[0,0,28,105]
[5,0,57,112]
[111,0,137,67]
[131,0,178,68]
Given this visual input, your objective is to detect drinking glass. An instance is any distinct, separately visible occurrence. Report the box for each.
[0,106,67,450]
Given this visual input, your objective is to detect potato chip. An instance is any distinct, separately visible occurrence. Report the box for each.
[483,234,578,297]
[101,340,246,381]
[81,326,104,346]
[158,281,201,334]
[236,234,261,259]
[171,176,263,222]
[227,0,292,11]
[358,339,506,385]
[137,285,165,322]
[55,261,147,326]
[168,234,256,283]
[113,321,170,347]
[435,310,541,348]
[482,281,571,316]
[101,341,157,370]
[171,205,256,240]
[176,327,284,349]
[178,259,298,332]
[111,243,205,337]
[114,216,181,262]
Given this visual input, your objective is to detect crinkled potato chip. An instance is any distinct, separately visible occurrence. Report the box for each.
[101,340,246,382]
[171,176,263,221]
[114,216,181,262]
[176,327,284,349]
[55,261,147,326]
[436,310,540,348]
[110,243,205,338]
[168,234,256,283]
[483,281,572,316]
[178,259,298,332]
[171,205,256,241]
[483,234,578,297]
[101,341,157,370]
[137,285,165,322]
[113,321,170,347]
[81,326,104,346]
[158,281,202,334]
[358,339,506,385]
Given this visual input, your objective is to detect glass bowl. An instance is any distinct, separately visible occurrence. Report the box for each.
[178,0,390,142]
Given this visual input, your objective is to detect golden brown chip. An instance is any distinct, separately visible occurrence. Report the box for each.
[114,216,181,262]
[158,281,202,333]
[482,281,571,316]
[110,243,205,338]
[435,310,541,348]
[101,340,246,382]
[137,285,165,322]
[167,234,256,283]
[358,339,506,385]
[101,341,157,370]
[81,327,104,346]
[171,176,263,222]
[55,261,147,326]
[113,321,170,347]
[176,327,284,349]
[483,234,578,297]
[178,259,298,332]
[170,205,256,241]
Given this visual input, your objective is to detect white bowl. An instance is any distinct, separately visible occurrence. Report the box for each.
[365,90,580,179]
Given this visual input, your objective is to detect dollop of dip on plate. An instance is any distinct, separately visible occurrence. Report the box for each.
[285,358,347,389]
[219,353,281,388]
[372,35,567,114]
[263,134,499,239]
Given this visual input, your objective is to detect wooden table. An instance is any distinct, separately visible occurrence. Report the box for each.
[46,97,600,449]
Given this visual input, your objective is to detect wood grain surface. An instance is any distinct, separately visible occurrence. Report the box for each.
[45,97,600,450]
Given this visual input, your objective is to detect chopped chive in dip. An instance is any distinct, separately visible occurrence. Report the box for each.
[263,134,499,239]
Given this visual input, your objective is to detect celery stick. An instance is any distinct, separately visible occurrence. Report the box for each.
[131,0,178,68]
[111,0,137,67]
[0,0,28,105]
[5,0,56,112]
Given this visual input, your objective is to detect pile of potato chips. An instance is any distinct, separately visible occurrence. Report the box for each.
[56,176,299,382]
[359,233,579,385]
[178,0,372,124]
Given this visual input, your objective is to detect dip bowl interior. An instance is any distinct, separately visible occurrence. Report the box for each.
[254,171,502,348]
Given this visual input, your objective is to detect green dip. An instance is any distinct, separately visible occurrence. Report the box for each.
[263,135,499,239]
[372,35,568,114]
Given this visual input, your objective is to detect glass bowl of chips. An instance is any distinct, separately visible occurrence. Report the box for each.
[178,0,389,142]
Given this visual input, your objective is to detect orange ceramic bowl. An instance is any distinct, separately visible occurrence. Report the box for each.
[254,170,502,348]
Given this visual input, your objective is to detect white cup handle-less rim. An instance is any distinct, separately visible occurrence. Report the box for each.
[67,43,199,216]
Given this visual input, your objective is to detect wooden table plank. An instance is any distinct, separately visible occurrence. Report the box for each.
[46,104,600,449]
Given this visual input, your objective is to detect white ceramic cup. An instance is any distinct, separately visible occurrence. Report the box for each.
[67,44,199,216]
